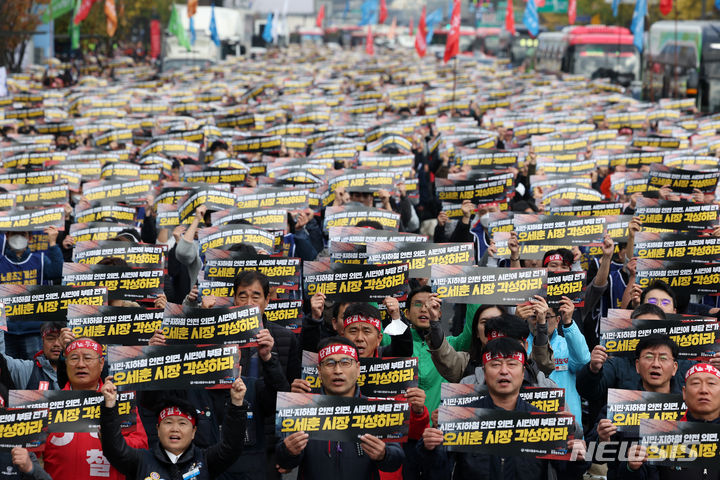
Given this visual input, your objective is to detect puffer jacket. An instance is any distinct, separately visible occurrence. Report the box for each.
[100,400,248,480]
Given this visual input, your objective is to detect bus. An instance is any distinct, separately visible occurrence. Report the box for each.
[500,25,545,67]
[536,26,641,87]
[644,20,720,112]
[428,26,484,58]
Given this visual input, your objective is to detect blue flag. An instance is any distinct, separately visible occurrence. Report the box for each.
[523,0,539,37]
[189,16,196,46]
[262,13,273,43]
[631,0,646,52]
[210,2,220,46]
[612,0,620,17]
[343,0,350,19]
[425,8,444,46]
[447,0,453,19]
[717,0,720,12]
[359,0,378,26]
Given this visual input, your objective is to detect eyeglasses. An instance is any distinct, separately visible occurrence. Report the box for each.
[641,353,673,363]
[67,355,102,365]
[646,298,672,307]
[411,301,425,308]
[320,358,356,369]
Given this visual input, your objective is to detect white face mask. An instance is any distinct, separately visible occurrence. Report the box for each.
[479,213,490,229]
[214,150,228,160]
[8,234,28,251]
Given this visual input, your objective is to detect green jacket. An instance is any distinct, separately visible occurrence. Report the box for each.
[411,308,474,411]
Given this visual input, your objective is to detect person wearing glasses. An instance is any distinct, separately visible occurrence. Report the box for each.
[276,337,405,479]
[38,338,148,480]
[623,360,720,479]
[1,322,65,390]
[586,334,680,480]
[577,304,696,425]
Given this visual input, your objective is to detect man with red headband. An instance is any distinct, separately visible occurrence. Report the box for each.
[418,337,589,479]
[98,374,247,479]
[41,337,148,480]
[625,362,720,478]
[277,337,405,479]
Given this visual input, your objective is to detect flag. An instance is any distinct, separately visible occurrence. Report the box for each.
[659,0,672,15]
[359,0,378,26]
[505,0,515,35]
[168,4,191,51]
[415,6,427,58]
[568,0,576,25]
[447,0,453,19]
[409,17,413,35]
[631,0,646,52]
[425,8,443,46]
[612,0,619,16]
[70,0,81,49]
[523,0,539,37]
[150,19,162,58]
[389,17,397,40]
[42,0,75,23]
[366,25,374,55]
[187,0,197,17]
[343,0,350,19]
[271,9,281,42]
[105,0,117,36]
[262,13,273,43]
[379,0,388,24]
[316,4,325,27]
[210,2,220,46]
[74,0,98,24]
[189,17,196,45]
[443,0,461,63]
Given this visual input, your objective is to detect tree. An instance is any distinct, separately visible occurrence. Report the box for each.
[54,0,173,49]
[0,0,51,72]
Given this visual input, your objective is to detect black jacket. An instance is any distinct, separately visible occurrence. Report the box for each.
[417,395,589,480]
[266,318,301,382]
[101,400,248,480]
[275,387,405,479]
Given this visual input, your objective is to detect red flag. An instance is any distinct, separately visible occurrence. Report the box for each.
[444,0,461,63]
[409,17,414,36]
[659,0,672,15]
[568,0,576,24]
[415,7,427,58]
[379,0,388,24]
[505,0,515,35]
[105,0,117,36]
[316,5,325,27]
[150,19,162,59]
[74,0,99,24]
[366,25,374,55]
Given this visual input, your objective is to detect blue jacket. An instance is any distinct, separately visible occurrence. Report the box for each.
[528,321,590,428]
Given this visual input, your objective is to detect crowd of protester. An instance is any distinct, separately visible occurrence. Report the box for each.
[1,46,720,480]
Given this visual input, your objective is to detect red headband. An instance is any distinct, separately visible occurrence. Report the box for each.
[318,344,358,363]
[42,328,60,338]
[685,363,720,381]
[158,406,196,426]
[343,314,381,332]
[544,253,567,267]
[482,351,526,365]
[65,339,103,356]
[486,330,506,341]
